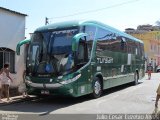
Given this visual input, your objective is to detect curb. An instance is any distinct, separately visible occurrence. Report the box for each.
[0,96,36,106]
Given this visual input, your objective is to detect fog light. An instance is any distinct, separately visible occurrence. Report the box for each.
[69,89,73,93]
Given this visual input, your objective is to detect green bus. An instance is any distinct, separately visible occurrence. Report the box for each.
[16,20,145,98]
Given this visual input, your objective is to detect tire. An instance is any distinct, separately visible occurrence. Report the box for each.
[134,72,139,85]
[91,77,103,98]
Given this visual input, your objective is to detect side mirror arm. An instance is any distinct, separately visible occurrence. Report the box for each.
[72,33,88,52]
[16,39,30,55]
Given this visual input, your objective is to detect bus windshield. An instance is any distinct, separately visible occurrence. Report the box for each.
[49,29,78,54]
[28,28,79,76]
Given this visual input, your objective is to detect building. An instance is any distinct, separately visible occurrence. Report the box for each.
[125,25,160,34]
[0,7,27,87]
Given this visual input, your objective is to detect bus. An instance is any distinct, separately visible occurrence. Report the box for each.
[16,20,145,98]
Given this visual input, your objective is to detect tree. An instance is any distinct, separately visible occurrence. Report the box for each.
[156,21,160,26]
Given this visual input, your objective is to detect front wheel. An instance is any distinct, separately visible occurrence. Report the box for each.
[91,77,103,98]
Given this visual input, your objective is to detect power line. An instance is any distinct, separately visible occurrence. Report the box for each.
[50,0,142,19]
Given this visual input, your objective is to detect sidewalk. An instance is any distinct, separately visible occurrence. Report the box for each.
[0,95,36,106]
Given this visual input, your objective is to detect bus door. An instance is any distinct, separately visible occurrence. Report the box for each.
[76,38,92,96]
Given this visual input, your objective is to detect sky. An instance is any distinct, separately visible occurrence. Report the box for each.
[0,0,160,38]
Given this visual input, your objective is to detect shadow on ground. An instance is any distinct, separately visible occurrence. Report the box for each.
[0,81,143,115]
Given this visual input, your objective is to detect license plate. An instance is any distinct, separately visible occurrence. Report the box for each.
[41,90,50,95]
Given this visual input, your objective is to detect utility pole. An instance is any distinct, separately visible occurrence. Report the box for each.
[45,17,49,25]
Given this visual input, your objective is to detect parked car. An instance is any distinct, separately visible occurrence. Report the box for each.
[156,66,160,72]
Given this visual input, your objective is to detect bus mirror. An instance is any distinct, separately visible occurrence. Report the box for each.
[72,33,88,52]
[16,39,30,55]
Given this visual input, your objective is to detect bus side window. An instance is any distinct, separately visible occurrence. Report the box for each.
[83,25,96,61]
[77,36,90,64]
[120,37,127,52]
[121,37,126,52]
[77,43,85,62]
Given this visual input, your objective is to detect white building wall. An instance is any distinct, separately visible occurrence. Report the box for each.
[0,9,25,50]
[0,8,26,87]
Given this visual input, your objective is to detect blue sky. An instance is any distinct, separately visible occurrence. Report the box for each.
[0,0,160,38]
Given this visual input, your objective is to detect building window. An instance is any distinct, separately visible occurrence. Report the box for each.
[155,45,157,52]
[151,44,152,51]
[0,48,15,73]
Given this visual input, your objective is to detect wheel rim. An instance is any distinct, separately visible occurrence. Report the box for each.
[94,81,101,95]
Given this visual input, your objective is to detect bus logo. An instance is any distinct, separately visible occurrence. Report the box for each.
[97,57,113,64]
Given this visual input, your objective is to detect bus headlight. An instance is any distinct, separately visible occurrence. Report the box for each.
[69,89,73,93]
[25,76,31,81]
[60,74,81,85]
[26,80,32,85]
[25,76,31,85]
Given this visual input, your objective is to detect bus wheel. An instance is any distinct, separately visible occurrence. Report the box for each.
[134,72,139,85]
[91,77,102,98]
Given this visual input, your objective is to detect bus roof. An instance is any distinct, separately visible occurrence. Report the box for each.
[35,20,143,44]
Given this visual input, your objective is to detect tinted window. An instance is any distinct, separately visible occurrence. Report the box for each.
[83,25,96,59]
[120,37,127,52]
[49,28,78,55]
[96,27,122,52]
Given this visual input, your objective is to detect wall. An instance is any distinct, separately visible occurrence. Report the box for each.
[0,8,26,87]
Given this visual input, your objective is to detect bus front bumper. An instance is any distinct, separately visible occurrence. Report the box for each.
[25,81,77,97]
[26,81,63,89]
